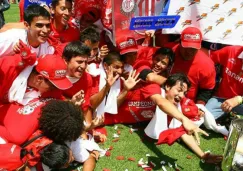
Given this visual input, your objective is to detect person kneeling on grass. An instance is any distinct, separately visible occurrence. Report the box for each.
[145,73,223,164]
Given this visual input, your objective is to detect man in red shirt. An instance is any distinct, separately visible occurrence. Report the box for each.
[206,46,243,119]
[61,41,94,126]
[0,53,72,145]
[166,27,216,105]
[49,0,80,43]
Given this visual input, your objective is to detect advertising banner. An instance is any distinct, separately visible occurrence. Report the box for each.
[162,0,243,46]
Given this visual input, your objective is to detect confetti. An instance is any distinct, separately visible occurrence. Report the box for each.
[117,130,121,135]
[162,165,167,171]
[128,157,136,161]
[109,146,113,150]
[116,156,125,160]
[105,151,111,157]
[103,169,111,171]
[112,138,119,142]
[114,125,118,130]
[149,161,156,168]
[186,155,192,159]
[113,133,119,138]
[146,154,151,157]
[168,162,172,167]
[160,161,166,165]
[143,167,152,171]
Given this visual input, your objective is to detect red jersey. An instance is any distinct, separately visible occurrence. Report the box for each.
[210,46,243,98]
[50,19,80,43]
[168,43,216,102]
[0,54,26,103]
[105,83,161,124]
[0,54,63,103]
[0,98,53,145]
[63,72,93,111]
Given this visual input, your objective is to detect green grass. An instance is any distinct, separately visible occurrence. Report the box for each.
[93,124,225,171]
[4,4,20,23]
[4,6,226,171]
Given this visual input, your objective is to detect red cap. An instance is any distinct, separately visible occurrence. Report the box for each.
[117,37,138,55]
[36,54,72,90]
[180,98,199,120]
[181,27,202,49]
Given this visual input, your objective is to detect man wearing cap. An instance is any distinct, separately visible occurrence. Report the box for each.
[117,37,157,69]
[166,26,216,105]
[0,52,72,145]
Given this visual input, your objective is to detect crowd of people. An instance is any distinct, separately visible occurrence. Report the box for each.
[0,0,242,170]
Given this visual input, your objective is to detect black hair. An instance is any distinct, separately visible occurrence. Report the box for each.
[80,26,100,44]
[40,143,70,169]
[51,0,73,8]
[39,100,84,143]
[62,41,91,61]
[103,51,123,65]
[24,4,51,25]
[153,47,174,66]
[164,73,191,89]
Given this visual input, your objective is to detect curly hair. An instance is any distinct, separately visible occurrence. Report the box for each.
[39,100,84,143]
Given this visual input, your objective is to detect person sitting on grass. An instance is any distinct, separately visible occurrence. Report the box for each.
[145,73,223,164]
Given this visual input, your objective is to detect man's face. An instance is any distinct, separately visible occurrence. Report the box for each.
[79,13,95,30]
[165,81,188,105]
[66,56,88,78]
[152,55,170,74]
[37,76,57,94]
[179,44,198,60]
[52,0,72,26]
[104,60,124,77]
[84,40,99,59]
[25,16,51,46]
[124,52,137,65]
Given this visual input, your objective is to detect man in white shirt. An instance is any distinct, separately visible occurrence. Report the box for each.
[0,4,54,57]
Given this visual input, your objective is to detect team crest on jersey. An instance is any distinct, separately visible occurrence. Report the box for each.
[141,110,154,118]
[120,0,136,16]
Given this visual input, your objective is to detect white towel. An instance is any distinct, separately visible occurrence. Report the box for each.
[144,89,182,139]
[8,62,40,105]
[67,134,106,163]
[96,63,120,117]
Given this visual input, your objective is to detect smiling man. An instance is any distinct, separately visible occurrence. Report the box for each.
[0,4,54,57]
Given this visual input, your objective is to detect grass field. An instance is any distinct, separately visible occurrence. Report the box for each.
[4,4,226,171]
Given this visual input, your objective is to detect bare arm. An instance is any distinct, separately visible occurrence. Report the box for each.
[149,94,208,141]
[146,72,167,85]
[82,155,96,171]
[0,22,25,33]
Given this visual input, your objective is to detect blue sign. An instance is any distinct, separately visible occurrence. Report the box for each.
[24,0,52,10]
[129,15,180,30]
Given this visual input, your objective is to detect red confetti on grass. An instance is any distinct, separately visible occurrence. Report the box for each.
[128,157,136,161]
[105,151,111,157]
[129,129,133,134]
[175,168,180,171]
[109,146,113,150]
[224,136,228,141]
[149,161,156,168]
[103,169,111,171]
[116,156,125,160]
[186,155,192,159]
[117,130,121,135]
[144,167,152,171]
[112,138,119,142]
